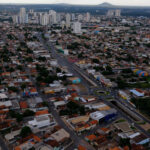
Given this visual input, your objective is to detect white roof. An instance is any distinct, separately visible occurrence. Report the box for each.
[35,97,43,103]
[54,101,66,107]
[90,111,105,120]
[51,129,70,142]
[28,116,50,128]
[5,129,21,141]
[91,102,107,109]
[128,132,140,139]
[0,101,12,107]
[130,90,144,97]
[38,146,53,150]
[18,141,34,150]
[0,93,8,99]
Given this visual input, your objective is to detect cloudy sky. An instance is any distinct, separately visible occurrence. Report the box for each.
[1,0,150,6]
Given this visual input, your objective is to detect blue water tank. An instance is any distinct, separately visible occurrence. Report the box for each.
[72,78,81,84]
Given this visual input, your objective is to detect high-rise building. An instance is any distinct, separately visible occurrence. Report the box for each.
[33,12,37,17]
[61,21,66,29]
[39,13,43,24]
[29,9,34,14]
[73,22,82,34]
[49,10,57,24]
[78,14,83,21]
[12,15,19,24]
[86,12,90,22]
[107,9,121,17]
[107,10,114,17]
[40,13,49,26]
[66,13,71,28]
[71,13,75,21]
[56,14,61,23]
[115,9,121,17]
[19,8,28,24]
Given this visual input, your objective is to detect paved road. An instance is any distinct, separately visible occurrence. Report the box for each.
[37,33,150,147]
[39,35,92,89]
[102,96,150,138]
[44,35,150,138]
[0,35,12,150]
[34,34,96,150]
[48,101,95,150]
[0,136,9,150]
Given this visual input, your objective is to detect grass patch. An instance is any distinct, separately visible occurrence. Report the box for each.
[147,129,150,133]
[0,127,11,135]
[130,126,136,130]
[94,90,105,96]
[106,97,114,101]
[105,91,110,95]
[128,82,150,88]
[131,98,150,119]
[137,121,146,125]
[115,119,126,123]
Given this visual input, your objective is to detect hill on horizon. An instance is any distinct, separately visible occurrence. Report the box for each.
[98,2,113,7]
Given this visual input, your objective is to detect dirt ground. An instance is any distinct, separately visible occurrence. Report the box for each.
[70,84,88,93]
[140,123,150,131]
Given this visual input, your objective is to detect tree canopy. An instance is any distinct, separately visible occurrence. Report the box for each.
[20,126,32,138]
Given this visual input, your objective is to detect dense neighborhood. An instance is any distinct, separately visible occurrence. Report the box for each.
[0,6,150,150]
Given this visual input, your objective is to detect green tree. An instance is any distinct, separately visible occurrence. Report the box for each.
[25,57,33,62]
[106,66,112,72]
[119,138,131,148]
[17,65,23,71]
[8,87,19,92]
[79,106,85,115]
[23,109,35,117]
[93,66,101,71]
[16,113,23,122]
[36,75,43,82]
[122,69,132,73]
[42,102,49,107]
[20,126,32,138]
[21,83,27,90]
[92,59,99,64]
[38,56,46,62]
[26,48,33,54]
[78,53,83,58]
[9,67,15,72]
[9,110,23,122]
[56,41,59,45]
[56,67,61,73]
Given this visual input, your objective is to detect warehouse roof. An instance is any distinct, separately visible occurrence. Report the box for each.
[71,115,89,124]
[130,89,144,97]
[51,129,70,142]
[0,93,8,99]
[114,122,132,133]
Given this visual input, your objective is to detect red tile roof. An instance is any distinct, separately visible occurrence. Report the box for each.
[109,147,122,150]
[90,120,98,125]
[19,101,28,109]
[35,110,49,116]
[86,134,97,141]
[78,145,87,150]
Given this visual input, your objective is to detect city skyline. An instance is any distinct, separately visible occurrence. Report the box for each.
[1,0,150,6]
[1,0,150,149]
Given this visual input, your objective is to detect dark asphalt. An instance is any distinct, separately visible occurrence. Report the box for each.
[37,33,150,148]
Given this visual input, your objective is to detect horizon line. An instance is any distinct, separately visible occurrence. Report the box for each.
[0,2,150,7]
